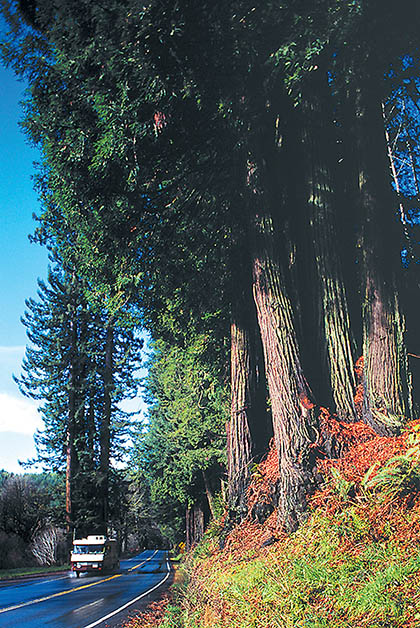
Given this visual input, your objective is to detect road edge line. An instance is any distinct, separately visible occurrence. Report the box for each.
[82,555,171,628]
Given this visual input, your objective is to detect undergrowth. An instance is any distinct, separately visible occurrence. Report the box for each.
[123,419,420,628]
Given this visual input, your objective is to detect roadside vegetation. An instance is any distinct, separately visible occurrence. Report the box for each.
[124,418,420,628]
[0,565,69,581]
[0,468,164,570]
[2,1,420,623]
[0,471,67,570]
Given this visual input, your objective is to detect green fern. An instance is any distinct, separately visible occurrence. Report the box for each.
[363,454,420,496]
[330,467,355,499]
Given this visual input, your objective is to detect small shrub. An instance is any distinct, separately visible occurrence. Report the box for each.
[31,526,65,566]
[0,531,31,569]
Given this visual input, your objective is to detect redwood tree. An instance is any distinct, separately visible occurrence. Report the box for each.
[354,79,412,434]
[298,70,357,423]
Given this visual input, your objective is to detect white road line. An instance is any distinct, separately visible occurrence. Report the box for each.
[0,551,164,620]
[82,557,171,628]
[33,575,69,586]
[74,598,106,614]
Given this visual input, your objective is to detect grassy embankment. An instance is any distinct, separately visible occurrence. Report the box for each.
[0,565,69,580]
[123,416,420,628]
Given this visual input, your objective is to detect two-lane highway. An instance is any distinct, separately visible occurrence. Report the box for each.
[0,549,170,627]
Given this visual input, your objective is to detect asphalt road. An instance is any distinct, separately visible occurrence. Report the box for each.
[0,549,170,628]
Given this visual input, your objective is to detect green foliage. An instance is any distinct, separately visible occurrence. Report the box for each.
[363,452,420,497]
[2,0,420,546]
[14,258,143,532]
[170,505,420,628]
[0,472,64,541]
[132,333,228,541]
[0,471,65,568]
[360,426,420,498]
[329,466,356,500]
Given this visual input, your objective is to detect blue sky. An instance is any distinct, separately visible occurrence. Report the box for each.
[0,62,147,473]
[0,63,49,472]
[0,0,149,472]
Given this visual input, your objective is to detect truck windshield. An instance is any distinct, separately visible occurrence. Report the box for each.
[73,545,104,554]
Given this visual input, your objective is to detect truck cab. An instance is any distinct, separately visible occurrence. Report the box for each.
[70,535,119,577]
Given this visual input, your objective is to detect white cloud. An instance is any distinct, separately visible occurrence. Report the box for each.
[0,392,42,435]
[0,346,25,354]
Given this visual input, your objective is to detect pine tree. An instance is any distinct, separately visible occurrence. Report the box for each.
[16,260,143,535]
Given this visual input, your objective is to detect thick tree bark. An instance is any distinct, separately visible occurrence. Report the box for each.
[227,255,262,518]
[300,73,357,421]
[362,273,408,433]
[99,322,113,532]
[227,219,272,520]
[248,203,319,531]
[228,313,253,515]
[185,505,205,550]
[354,81,412,434]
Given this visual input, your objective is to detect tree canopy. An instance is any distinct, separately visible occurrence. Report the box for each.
[2,0,420,540]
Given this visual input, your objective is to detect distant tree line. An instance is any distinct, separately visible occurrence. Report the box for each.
[2,0,420,544]
[0,469,164,568]
[0,470,65,568]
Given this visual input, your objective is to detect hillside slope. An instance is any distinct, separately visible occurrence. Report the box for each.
[124,418,420,628]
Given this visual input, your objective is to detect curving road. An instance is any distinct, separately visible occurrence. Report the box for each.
[0,549,170,628]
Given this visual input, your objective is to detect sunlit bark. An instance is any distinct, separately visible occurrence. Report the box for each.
[300,73,357,421]
[355,83,412,434]
[248,198,318,530]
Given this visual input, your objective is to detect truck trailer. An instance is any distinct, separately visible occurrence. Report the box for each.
[70,535,119,577]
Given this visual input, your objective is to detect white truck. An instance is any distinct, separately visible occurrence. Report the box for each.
[70,535,119,577]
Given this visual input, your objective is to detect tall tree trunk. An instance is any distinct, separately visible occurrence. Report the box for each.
[247,194,318,530]
[99,322,113,533]
[202,470,215,519]
[227,285,254,518]
[66,293,78,539]
[227,221,272,520]
[65,412,75,537]
[383,95,420,414]
[300,72,357,421]
[86,392,96,473]
[354,80,412,434]
[185,504,205,550]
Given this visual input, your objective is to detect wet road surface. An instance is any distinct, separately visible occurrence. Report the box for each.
[0,549,170,627]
